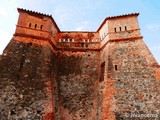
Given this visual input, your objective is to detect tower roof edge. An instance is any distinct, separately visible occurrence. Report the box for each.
[97,12,139,32]
[17,8,60,32]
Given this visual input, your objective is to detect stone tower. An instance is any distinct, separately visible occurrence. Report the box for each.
[0,8,159,120]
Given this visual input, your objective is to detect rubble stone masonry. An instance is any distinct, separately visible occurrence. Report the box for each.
[0,8,159,120]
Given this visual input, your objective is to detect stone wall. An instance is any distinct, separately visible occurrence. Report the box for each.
[0,37,159,120]
[0,39,57,120]
[56,51,100,120]
[99,38,160,120]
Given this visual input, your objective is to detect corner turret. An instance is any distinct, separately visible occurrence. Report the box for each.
[98,13,142,47]
[14,8,60,41]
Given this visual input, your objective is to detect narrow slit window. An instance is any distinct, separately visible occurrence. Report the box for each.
[35,24,37,29]
[40,25,43,30]
[119,27,121,31]
[125,26,127,31]
[65,34,68,38]
[81,43,84,47]
[100,62,105,82]
[114,28,116,32]
[29,23,31,28]
[115,65,118,71]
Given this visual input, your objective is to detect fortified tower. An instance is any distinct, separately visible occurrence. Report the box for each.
[0,8,159,120]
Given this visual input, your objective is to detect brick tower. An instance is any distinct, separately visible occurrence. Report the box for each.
[0,8,159,120]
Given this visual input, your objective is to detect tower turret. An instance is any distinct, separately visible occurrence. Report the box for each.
[15,8,60,41]
[98,13,142,47]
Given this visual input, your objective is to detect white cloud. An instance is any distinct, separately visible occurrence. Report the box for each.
[75,21,89,31]
[52,5,73,29]
[75,27,86,31]
[0,0,19,54]
[146,24,160,32]
[151,46,160,51]
[0,30,11,54]
[85,0,103,11]
[0,8,8,17]
[150,46,160,64]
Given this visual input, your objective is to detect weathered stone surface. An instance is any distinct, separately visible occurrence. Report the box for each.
[0,39,57,120]
[99,39,160,120]
[57,51,99,119]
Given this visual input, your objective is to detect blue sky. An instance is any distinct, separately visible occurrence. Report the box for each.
[0,0,160,63]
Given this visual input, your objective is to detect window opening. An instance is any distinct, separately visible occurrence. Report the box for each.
[40,25,43,29]
[125,26,127,31]
[115,65,118,71]
[81,43,84,47]
[29,23,31,28]
[119,27,121,31]
[35,24,37,29]
[65,34,68,38]
[114,28,116,32]
[100,62,105,82]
